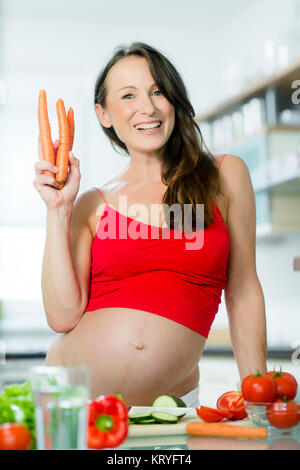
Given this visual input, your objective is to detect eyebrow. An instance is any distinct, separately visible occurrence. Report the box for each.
[117,83,157,92]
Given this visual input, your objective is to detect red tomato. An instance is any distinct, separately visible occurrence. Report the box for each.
[0,423,31,450]
[216,391,248,420]
[266,399,300,429]
[266,370,298,400]
[241,373,276,403]
[196,406,232,422]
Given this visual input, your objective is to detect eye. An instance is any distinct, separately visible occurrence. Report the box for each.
[122,90,161,100]
[122,93,133,99]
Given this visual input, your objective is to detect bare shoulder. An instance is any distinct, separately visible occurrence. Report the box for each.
[215,154,251,200]
[73,188,101,215]
[72,188,107,237]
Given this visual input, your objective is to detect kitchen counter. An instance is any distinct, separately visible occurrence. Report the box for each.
[115,406,300,451]
[116,425,300,450]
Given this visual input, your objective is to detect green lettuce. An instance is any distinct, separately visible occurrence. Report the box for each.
[0,381,36,449]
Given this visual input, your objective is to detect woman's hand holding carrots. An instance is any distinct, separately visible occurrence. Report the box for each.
[33,136,81,210]
[33,90,80,209]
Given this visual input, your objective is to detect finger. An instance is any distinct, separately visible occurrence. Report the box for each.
[34,173,59,188]
[53,139,59,148]
[68,151,80,173]
[35,160,58,176]
[34,160,57,175]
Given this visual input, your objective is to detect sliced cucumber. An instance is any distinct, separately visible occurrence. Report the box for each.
[152,394,187,418]
[133,418,157,424]
[152,394,187,408]
[151,412,179,424]
[129,413,153,423]
[171,396,187,408]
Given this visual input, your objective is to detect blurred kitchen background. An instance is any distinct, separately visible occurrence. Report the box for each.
[0,0,299,404]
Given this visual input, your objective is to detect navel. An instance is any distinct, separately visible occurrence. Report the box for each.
[133,342,145,350]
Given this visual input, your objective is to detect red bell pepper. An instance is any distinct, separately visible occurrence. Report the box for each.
[87,395,129,449]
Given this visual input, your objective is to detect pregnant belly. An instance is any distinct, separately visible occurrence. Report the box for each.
[54,307,206,405]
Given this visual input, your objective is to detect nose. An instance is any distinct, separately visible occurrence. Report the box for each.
[138,92,156,114]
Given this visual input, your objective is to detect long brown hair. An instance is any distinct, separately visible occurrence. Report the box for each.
[94,42,223,230]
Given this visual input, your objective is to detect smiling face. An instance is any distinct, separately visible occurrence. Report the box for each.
[95,55,175,157]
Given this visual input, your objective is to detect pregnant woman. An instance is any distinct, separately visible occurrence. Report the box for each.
[33,42,267,406]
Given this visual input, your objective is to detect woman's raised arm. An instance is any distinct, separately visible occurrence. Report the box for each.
[33,137,92,333]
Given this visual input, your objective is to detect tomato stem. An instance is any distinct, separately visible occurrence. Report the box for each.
[280,395,289,403]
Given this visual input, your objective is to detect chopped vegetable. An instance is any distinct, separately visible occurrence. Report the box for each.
[129,413,153,423]
[150,412,179,424]
[216,391,248,420]
[133,418,157,424]
[87,395,129,449]
[152,395,186,408]
[151,394,187,418]
[129,409,189,425]
[0,423,31,450]
[0,381,36,449]
[186,421,268,439]
[196,406,232,422]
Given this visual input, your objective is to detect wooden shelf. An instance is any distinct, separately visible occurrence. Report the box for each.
[210,125,300,155]
[252,153,300,192]
[196,58,300,122]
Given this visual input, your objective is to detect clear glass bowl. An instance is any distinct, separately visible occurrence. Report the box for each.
[245,400,300,434]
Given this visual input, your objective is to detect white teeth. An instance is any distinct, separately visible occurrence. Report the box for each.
[136,122,161,130]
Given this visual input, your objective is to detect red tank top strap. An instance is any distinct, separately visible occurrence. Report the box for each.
[217,154,228,170]
[93,187,108,204]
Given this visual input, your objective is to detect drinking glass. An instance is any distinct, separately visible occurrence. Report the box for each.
[30,365,90,450]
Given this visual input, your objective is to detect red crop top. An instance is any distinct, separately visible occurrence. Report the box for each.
[84,154,230,338]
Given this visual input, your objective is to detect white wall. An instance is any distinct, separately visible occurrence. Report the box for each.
[0,0,299,347]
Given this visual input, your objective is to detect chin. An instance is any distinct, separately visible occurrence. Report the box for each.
[135,140,168,152]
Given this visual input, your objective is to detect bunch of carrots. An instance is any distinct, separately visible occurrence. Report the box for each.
[38,89,75,190]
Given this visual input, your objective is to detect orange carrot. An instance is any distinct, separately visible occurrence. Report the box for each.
[67,107,75,151]
[38,90,55,178]
[186,422,268,439]
[55,98,70,189]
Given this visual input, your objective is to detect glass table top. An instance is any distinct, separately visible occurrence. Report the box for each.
[117,425,300,450]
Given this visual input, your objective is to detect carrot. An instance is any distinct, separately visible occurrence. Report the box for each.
[186,422,268,439]
[55,98,70,189]
[38,90,55,178]
[67,107,75,151]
